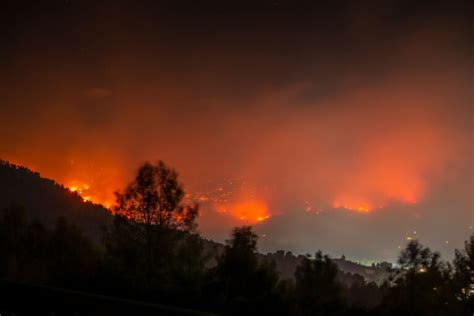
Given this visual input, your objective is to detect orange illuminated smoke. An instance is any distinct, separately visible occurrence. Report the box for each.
[215,200,271,223]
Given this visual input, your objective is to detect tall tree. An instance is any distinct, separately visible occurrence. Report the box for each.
[114,161,198,230]
[294,251,344,315]
[382,240,456,316]
[397,239,436,272]
[209,226,283,315]
[111,161,199,286]
[453,234,474,309]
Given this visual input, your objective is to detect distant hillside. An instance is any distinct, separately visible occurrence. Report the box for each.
[262,251,391,284]
[202,239,390,284]
[0,160,113,241]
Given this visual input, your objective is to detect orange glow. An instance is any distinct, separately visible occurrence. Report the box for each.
[67,183,90,195]
[67,182,113,209]
[215,200,271,224]
[332,199,373,213]
[332,185,419,213]
[3,76,466,226]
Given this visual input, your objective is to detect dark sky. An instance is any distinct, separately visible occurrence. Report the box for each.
[0,0,472,263]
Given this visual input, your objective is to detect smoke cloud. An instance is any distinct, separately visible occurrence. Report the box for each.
[0,1,471,261]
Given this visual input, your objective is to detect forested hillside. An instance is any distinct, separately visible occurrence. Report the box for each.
[0,160,112,241]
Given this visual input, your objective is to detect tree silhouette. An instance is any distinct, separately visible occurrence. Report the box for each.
[294,251,344,315]
[0,205,101,289]
[49,217,100,289]
[382,240,459,316]
[114,161,198,230]
[344,273,383,311]
[397,239,436,271]
[209,226,283,315]
[453,234,474,310]
[113,161,199,283]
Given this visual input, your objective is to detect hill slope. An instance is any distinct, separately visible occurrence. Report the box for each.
[203,239,389,284]
[0,160,113,241]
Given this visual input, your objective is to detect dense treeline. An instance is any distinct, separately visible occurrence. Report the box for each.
[0,205,472,315]
[0,161,473,315]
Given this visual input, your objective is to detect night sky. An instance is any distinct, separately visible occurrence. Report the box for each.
[0,0,472,263]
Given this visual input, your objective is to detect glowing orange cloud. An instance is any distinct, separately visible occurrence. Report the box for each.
[2,67,468,230]
[235,78,465,216]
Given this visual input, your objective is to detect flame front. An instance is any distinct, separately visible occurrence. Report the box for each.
[67,182,113,208]
[215,200,271,224]
[332,199,373,213]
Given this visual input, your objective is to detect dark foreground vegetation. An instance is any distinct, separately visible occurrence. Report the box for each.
[0,160,473,315]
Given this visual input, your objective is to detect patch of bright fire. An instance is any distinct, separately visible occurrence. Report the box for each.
[332,200,374,213]
[333,202,372,213]
[68,183,92,201]
[215,200,271,223]
[333,194,418,213]
[67,182,113,209]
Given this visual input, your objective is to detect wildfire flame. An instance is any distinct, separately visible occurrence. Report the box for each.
[67,182,112,208]
[332,193,417,213]
[65,178,273,224]
[215,200,271,223]
[332,199,373,213]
